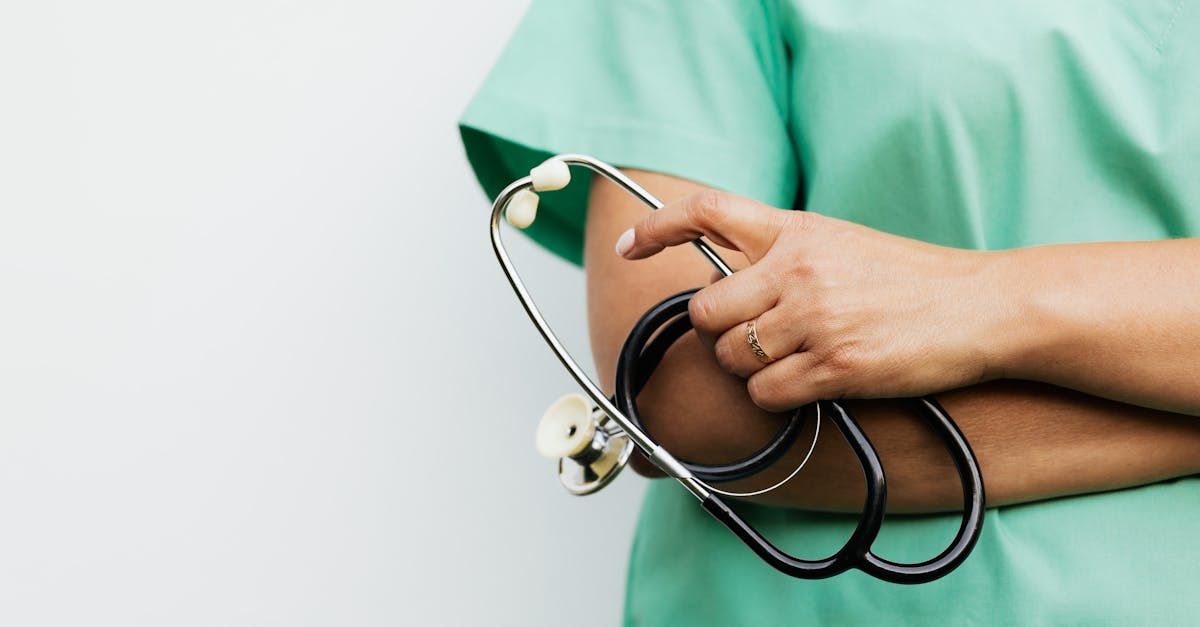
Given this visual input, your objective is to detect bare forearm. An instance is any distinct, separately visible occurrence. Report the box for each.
[997,241,1200,415]
[587,170,1200,513]
[634,332,1200,512]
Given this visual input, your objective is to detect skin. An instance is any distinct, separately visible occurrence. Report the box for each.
[587,170,1200,513]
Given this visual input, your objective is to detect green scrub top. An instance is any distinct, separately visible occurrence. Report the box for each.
[460,1,1200,624]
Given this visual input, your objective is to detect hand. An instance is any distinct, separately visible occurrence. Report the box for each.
[615,191,1017,411]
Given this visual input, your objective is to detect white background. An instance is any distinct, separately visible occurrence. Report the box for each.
[0,1,644,625]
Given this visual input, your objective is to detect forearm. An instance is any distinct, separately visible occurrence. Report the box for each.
[996,241,1200,415]
[587,170,1200,513]
[634,333,1200,512]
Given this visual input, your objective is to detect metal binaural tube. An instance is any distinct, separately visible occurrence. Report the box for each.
[490,171,713,499]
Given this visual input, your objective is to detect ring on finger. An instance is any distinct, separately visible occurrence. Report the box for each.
[746,319,774,364]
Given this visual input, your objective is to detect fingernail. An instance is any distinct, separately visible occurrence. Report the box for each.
[615,228,635,256]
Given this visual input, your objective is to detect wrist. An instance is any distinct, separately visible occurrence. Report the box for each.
[979,246,1073,381]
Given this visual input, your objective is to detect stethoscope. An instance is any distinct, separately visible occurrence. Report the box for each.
[490,154,985,584]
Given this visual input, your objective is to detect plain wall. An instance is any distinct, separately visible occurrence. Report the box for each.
[0,2,643,625]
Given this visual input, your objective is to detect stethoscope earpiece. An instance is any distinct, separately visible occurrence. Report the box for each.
[529,158,571,191]
[535,393,632,495]
[505,189,539,229]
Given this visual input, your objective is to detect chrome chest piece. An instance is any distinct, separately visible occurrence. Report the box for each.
[535,393,634,495]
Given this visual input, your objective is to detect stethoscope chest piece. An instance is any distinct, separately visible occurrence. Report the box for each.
[536,393,633,495]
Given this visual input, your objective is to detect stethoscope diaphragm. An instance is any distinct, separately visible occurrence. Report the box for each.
[536,393,633,495]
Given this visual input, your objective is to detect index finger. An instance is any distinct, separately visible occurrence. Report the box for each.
[615,190,785,262]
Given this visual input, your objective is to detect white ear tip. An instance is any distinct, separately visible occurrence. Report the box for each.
[530,158,571,192]
[505,189,539,229]
[535,393,595,459]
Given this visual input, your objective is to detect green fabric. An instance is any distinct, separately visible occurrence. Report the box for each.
[460,0,798,265]
[460,0,1200,624]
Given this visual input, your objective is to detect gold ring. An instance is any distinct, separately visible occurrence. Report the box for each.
[746,319,773,364]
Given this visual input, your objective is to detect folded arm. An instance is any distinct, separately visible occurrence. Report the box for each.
[586,170,1200,513]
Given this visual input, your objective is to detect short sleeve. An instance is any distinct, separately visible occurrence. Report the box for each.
[459,0,799,265]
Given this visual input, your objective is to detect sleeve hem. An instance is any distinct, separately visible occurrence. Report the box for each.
[461,93,799,209]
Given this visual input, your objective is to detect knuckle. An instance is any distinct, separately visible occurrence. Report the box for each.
[823,344,863,378]
[747,375,781,410]
[688,291,717,331]
[807,364,840,400]
[687,190,729,225]
[774,247,814,283]
[801,291,844,328]
[713,337,737,372]
[637,214,663,243]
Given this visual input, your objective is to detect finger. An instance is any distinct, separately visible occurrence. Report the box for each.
[713,306,806,378]
[694,268,727,350]
[617,190,784,262]
[746,352,827,412]
[688,263,780,340]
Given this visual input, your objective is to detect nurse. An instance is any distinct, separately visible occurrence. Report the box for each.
[462,1,1200,624]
